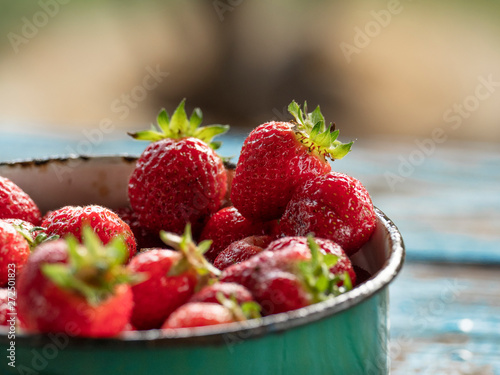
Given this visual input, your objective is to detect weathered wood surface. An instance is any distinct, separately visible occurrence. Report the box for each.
[390,262,500,374]
[1,130,499,374]
[332,137,500,264]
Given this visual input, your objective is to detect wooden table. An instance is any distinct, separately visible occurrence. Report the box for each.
[1,129,499,374]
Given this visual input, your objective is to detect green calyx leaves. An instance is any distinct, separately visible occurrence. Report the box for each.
[41,226,143,306]
[288,101,353,161]
[128,99,229,150]
[11,223,59,250]
[299,235,353,304]
[216,292,262,322]
[161,223,221,280]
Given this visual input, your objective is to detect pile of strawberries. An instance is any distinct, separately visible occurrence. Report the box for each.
[0,100,377,338]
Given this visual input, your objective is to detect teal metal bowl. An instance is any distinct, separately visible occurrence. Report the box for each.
[0,156,405,375]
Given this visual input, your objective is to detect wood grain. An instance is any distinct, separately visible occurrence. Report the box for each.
[390,262,500,374]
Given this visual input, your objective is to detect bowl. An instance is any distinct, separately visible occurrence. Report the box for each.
[0,155,405,375]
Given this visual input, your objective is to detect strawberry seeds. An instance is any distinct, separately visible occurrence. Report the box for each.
[0,100,376,336]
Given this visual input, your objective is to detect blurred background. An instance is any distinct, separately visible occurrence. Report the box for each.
[1,1,499,374]
[1,0,499,141]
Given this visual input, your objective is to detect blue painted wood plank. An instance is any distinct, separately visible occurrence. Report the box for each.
[390,262,500,374]
[332,139,500,265]
[0,130,245,162]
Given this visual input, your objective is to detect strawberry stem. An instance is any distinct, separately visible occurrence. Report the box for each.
[41,226,143,306]
[128,99,229,150]
[10,223,59,250]
[298,235,353,303]
[215,292,261,321]
[161,223,221,278]
[289,100,353,161]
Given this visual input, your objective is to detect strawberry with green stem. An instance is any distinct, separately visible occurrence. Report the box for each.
[267,236,356,286]
[231,101,353,222]
[17,226,139,337]
[0,220,31,287]
[4,218,59,249]
[127,224,220,330]
[188,282,255,305]
[0,219,59,287]
[128,99,229,236]
[163,292,261,329]
[221,235,352,315]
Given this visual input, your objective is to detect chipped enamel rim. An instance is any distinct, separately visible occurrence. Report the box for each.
[0,155,405,348]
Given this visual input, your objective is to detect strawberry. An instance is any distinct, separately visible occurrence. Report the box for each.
[188,282,254,305]
[3,218,59,248]
[127,224,220,330]
[213,235,274,270]
[0,176,41,225]
[127,248,195,330]
[231,101,352,222]
[0,219,58,287]
[128,100,228,236]
[267,236,356,286]
[163,293,260,329]
[199,207,276,262]
[114,206,164,250]
[279,172,377,256]
[221,236,352,315]
[0,220,31,287]
[2,218,35,232]
[0,288,14,326]
[161,302,239,329]
[16,227,138,337]
[41,205,137,260]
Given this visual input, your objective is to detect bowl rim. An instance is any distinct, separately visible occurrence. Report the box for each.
[0,155,405,348]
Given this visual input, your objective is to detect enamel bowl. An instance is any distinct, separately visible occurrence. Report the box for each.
[0,156,405,375]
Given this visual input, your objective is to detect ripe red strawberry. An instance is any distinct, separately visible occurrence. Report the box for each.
[2,218,35,233]
[41,205,137,260]
[0,288,14,326]
[221,236,352,315]
[127,224,220,330]
[16,227,137,337]
[279,172,377,256]
[231,101,352,222]
[162,302,238,329]
[0,176,41,225]
[3,218,59,248]
[213,235,274,270]
[267,236,356,286]
[114,206,164,250]
[188,282,254,305]
[128,100,228,236]
[127,249,195,330]
[0,218,59,287]
[0,219,31,287]
[163,292,260,329]
[199,207,276,262]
